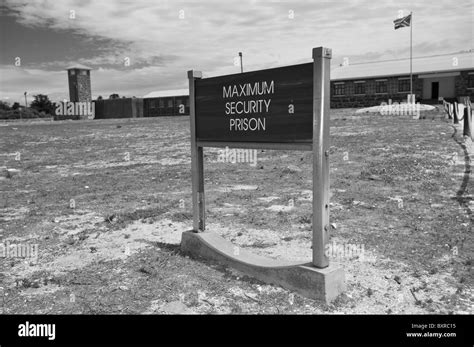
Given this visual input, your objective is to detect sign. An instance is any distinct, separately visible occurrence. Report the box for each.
[187,47,333,270]
[195,63,313,143]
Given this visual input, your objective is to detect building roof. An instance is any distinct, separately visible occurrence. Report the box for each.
[331,51,474,81]
[66,63,92,70]
[142,89,189,98]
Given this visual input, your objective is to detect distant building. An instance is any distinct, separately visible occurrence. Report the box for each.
[94,98,143,119]
[66,64,92,102]
[142,89,189,117]
[330,51,474,108]
[92,89,189,119]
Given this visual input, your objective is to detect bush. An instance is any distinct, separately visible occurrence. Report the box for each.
[0,107,47,120]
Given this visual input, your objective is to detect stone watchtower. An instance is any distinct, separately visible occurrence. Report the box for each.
[67,64,92,102]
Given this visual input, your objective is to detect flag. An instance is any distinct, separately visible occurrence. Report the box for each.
[394,13,411,29]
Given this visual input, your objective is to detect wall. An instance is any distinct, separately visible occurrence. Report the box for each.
[68,69,91,103]
[143,96,190,117]
[94,98,144,119]
[421,76,455,99]
[330,76,423,108]
[455,71,474,99]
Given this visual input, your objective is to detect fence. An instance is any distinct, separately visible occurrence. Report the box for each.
[443,96,472,139]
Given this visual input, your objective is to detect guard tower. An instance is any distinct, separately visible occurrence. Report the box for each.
[66,64,92,102]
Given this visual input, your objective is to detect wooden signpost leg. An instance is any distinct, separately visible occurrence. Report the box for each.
[188,70,205,232]
[312,47,332,268]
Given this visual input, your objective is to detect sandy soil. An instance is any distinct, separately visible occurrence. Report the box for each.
[0,108,472,314]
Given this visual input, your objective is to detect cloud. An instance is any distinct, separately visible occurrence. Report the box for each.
[1,0,472,103]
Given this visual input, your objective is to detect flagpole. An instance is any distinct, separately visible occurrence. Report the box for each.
[410,11,413,97]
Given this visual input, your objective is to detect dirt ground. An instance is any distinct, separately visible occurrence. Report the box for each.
[0,107,472,314]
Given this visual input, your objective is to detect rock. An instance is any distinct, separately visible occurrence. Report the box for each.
[3,168,20,178]
[285,165,302,173]
[367,175,382,181]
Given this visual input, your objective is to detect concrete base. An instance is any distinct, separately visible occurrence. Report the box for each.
[180,231,345,304]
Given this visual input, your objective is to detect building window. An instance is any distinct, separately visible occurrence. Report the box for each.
[168,99,173,107]
[186,98,190,107]
[69,70,75,75]
[80,70,87,75]
[398,78,410,92]
[375,80,387,94]
[354,82,365,95]
[150,100,155,109]
[176,99,182,106]
[159,99,165,108]
[334,83,345,96]
[468,73,474,88]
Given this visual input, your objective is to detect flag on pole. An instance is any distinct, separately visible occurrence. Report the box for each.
[393,13,411,29]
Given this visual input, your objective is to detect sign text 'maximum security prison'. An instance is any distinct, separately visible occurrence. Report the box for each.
[223,80,274,131]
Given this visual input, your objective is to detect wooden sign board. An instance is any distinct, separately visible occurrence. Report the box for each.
[187,47,333,271]
[195,63,313,143]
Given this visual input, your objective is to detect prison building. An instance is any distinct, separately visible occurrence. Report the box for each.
[142,89,190,117]
[330,51,474,108]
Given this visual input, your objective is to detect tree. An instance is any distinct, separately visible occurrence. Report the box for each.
[97,96,103,100]
[0,100,10,110]
[109,94,120,99]
[11,102,20,110]
[30,94,55,115]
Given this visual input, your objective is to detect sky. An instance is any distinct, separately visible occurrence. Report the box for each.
[0,0,472,104]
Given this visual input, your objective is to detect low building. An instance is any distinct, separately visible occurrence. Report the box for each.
[330,51,474,108]
[94,97,143,119]
[142,89,189,117]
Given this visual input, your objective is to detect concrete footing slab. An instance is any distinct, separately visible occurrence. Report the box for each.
[180,231,345,304]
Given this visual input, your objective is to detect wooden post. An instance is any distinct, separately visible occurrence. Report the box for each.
[443,100,453,120]
[312,47,331,268]
[453,101,459,124]
[463,97,472,139]
[188,70,205,232]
